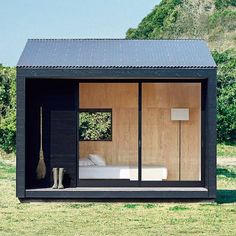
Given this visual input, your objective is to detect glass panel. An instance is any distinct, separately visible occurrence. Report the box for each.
[78,83,138,182]
[142,83,201,181]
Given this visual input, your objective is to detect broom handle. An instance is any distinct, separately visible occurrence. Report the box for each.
[40,106,43,153]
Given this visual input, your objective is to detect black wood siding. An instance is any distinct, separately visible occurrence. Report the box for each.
[25,79,77,189]
[16,75,26,197]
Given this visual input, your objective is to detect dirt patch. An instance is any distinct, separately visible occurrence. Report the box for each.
[217,157,236,167]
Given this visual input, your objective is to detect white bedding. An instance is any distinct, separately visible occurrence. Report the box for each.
[79,166,167,181]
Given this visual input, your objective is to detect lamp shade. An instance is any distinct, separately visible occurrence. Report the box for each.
[171,108,189,121]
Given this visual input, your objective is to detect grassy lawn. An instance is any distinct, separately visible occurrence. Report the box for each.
[0,146,235,236]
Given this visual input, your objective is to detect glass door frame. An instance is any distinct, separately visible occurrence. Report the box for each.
[76,79,205,187]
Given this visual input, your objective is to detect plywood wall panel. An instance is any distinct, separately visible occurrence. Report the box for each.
[79,83,138,167]
[143,83,201,108]
[142,108,179,180]
[80,83,138,109]
[181,108,201,180]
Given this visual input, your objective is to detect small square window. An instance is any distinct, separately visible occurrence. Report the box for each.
[78,109,112,141]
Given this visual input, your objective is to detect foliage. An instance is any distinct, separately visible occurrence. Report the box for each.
[209,9,236,32]
[126,0,236,50]
[79,111,112,141]
[0,66,16,153]
[215,0,236,10]
[212,50,236,143]
[126,0,182,39]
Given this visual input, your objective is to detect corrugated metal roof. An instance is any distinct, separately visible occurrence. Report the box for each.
[17,39,217,69]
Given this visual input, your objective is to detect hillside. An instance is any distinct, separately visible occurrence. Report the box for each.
[126,0,236,51]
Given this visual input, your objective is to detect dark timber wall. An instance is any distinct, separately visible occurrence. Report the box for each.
[25,79,77,189]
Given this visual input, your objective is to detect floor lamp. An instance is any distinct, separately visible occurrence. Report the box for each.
[171,108,189,181]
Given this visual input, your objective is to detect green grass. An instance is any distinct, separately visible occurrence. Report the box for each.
[169,205,189,211]
[0,148,235,236]
[217,143,236,157]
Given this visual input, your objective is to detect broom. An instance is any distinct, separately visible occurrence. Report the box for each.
[36,106,46,179]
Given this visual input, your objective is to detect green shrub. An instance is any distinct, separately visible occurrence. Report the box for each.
[212,50,236,143]
[215,0,236,10]
[0,66,16,153]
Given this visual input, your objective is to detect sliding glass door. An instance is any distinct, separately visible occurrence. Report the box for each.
[142,83,201,182]
[77,81,202,186]
[78,83,138,186]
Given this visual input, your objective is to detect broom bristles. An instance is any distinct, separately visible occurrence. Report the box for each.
[36,152,46,180]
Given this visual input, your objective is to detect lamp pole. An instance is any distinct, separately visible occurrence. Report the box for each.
[171,108,189,181]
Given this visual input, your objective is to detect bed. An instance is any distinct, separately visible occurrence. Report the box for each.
[79,165,167,181]
[79,155,167,181]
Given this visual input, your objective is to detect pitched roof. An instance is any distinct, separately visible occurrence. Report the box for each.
[17,39,216,69]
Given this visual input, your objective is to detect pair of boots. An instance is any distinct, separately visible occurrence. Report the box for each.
[52,168,64,189]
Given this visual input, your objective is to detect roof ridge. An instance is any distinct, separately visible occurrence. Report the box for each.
[17,65,217,68]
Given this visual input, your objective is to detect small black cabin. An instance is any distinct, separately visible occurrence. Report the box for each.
[16,39,217,200]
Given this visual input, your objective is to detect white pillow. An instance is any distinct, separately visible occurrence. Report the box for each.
[79,157,95,166]
[89,154,106,166]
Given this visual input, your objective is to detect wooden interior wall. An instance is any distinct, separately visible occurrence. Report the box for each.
[79,83,138,166]
[142,83,201,180]
[79,82,201,181]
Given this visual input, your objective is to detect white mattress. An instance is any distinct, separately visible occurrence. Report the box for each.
[79,166,167,181]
